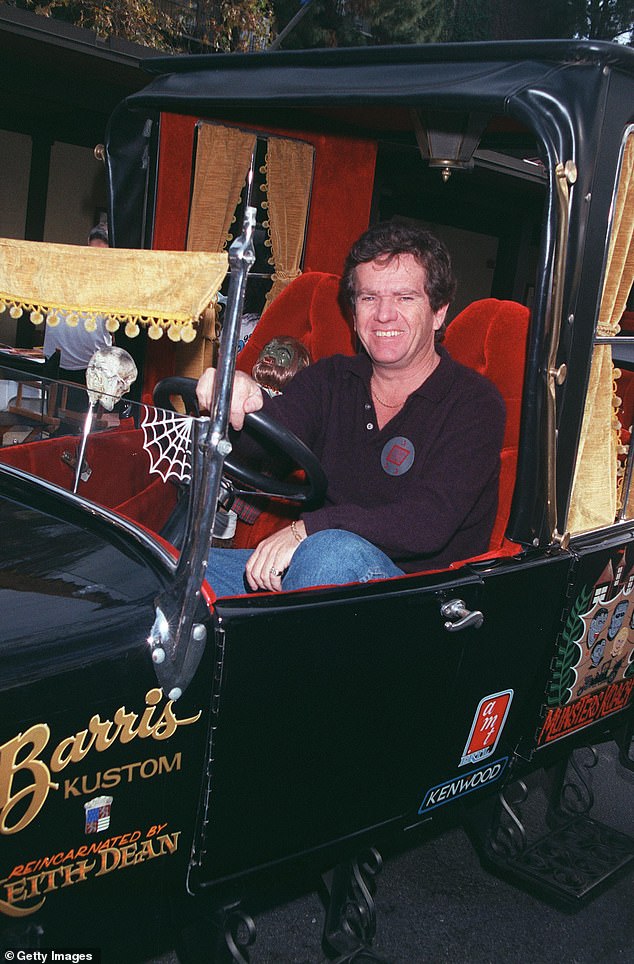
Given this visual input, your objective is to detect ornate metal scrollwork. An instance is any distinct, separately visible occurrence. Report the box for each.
[467,744,634,904]
[322,848,385,962]
[193,901,256,964]
[223,906,257,964]
[510,815,634,900]
[557,745,598,817]
[486,780,529,860]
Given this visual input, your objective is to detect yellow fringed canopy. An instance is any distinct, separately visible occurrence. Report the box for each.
[0,238,228,343]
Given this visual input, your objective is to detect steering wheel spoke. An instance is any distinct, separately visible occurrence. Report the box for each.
[153,376,327,507]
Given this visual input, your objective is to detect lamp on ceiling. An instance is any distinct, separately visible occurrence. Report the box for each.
[411,109,489,182]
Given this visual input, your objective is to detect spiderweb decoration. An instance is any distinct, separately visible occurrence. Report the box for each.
[141,405,193,483]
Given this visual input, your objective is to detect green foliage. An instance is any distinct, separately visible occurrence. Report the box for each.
[176,0,274,52]
[7,0,631,50]
[7,0,274,52]
[272,0,457,48]
[272,0,632,47]
[536,0,633,43]
[368,0,448,45]
[546,584,593,708]
[9,0,180,49]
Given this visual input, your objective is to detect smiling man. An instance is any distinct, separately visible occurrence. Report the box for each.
[197,220,506,595]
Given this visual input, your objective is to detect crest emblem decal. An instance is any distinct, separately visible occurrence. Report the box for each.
[460,690,513,767]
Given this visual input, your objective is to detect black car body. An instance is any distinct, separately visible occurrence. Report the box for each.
[0,39,633,961]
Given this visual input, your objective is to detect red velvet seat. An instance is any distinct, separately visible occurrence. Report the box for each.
[236,271,356,374]
[444,298,530,552]
[617,369,634,432]
[232,272,356,549]
[613,312,634,445]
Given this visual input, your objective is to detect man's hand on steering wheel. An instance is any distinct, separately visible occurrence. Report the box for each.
[154,374,327,507]
[196,368,264,430]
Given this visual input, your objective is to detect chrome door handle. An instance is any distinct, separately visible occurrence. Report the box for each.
[440,598,484,632]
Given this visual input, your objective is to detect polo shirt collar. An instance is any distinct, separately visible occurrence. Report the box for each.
[342,347,457,402]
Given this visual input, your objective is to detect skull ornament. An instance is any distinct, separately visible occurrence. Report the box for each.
[86,346,138,411]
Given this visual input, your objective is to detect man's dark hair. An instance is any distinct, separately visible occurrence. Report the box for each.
[342,220,456,314]
[88,223,109,245]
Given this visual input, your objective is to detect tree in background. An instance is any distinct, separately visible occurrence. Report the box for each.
[5,0,274,51]
[272,0,632,47]
[543,0,633,44]
[7,0,180,49]
[169,0,274,51]
[4,0,632,49]
[271,0,453,47]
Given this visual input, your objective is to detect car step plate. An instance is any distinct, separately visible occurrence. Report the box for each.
[500,815,634,905]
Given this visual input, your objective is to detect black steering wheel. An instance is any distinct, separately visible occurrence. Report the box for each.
[153,376,327,507]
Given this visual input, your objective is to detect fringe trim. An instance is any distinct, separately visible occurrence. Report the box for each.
[0,295,199,343]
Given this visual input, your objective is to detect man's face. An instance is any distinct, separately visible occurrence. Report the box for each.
[353,253,447,372]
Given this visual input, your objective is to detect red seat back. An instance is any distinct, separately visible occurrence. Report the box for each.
[236,272,356,374]
[444,298,530,551]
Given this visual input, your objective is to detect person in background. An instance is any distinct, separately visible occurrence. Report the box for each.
[43,224,112,386]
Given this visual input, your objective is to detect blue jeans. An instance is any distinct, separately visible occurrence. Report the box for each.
[207,529,404,597]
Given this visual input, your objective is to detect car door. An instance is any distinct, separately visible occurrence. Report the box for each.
[190,548,572,887]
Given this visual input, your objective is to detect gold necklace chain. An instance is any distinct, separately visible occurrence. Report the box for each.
[370,376,404,409]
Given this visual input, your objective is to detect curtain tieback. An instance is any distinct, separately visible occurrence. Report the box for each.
[271,268,302,283]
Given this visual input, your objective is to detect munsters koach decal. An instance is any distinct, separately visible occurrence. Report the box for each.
[0,688,201,917]
[538,552,634,747]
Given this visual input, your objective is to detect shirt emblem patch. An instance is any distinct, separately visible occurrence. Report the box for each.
[381,437,415,476]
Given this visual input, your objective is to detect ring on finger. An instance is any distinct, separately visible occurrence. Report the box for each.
[269,567,283,577]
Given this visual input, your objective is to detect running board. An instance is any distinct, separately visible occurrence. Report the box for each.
[465,742,634,907]
[487,814,634,905]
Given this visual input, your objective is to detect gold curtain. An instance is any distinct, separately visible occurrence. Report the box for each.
[0,238,227,343]
[186,123,257,253]
[179,124,257,379]
[263,137,314,307]
[568,133,634,533]
[172,305,220,381]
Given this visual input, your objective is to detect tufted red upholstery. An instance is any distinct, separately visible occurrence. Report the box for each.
[236,272,356,374]
[232,272,355,548]
[444,298,530,552]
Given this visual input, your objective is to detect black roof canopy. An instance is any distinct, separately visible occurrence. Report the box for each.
[118,39,634,190]
[128,39,634,117]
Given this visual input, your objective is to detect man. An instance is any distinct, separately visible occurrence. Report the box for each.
[43,224,112,383]
[197,220,505,595]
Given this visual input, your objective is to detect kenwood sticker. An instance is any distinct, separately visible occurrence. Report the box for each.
[419,757,508,813]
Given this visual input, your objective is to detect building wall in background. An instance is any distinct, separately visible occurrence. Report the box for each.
[0,132,107,346]
[0,130,31,345]
[44,142,107,245]
[0,130,31,240]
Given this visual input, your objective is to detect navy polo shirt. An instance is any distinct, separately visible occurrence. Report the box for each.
[262,349,506,572]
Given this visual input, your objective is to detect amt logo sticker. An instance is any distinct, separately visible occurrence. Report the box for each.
[419,757,508,813]
[460,689,513,767]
